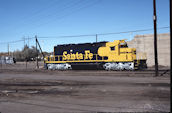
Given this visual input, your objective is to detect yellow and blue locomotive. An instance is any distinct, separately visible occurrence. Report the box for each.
[44,40,147,70]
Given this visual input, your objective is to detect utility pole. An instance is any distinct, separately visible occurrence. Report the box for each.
[23,37,25,47]
[26,37,29,69]
[96,34,98,42]
[28,37,29,47]
[36,38,45,58]
[35,35,39,69]
[153,0,159,76]
[23,37,27,69]
[169,0,172,112]
[36,38,45,68]
[8,43,9,55]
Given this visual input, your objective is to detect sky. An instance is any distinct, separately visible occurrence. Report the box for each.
[0,0,170,52]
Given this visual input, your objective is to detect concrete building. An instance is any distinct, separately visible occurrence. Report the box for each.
[127,33,170,67]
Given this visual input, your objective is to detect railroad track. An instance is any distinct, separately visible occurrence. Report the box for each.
[0,68,170,76]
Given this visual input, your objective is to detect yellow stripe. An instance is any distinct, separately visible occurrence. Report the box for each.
[45,59,133,64]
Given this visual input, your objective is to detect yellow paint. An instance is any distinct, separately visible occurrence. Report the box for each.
[45,40,138,64]
[62,50,93,60]
[97,40,136,62]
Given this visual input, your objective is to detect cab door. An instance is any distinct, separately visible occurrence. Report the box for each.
[109,45,119,61]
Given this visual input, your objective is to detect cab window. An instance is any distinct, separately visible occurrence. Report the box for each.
[110,46,115,51]
[120,43,128,48]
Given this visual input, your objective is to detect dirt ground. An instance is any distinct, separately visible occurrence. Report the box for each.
[0,62,170,113]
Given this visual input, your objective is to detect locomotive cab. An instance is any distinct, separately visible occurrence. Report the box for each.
[98,40,137,62]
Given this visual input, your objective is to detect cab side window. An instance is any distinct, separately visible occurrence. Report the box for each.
[110,46,115,51]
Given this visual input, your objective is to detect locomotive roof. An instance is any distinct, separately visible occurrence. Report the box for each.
[55,41,107,47]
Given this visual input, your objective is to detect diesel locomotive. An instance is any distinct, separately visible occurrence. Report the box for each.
[44,40,147,70]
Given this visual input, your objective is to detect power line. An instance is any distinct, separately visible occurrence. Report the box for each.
[0,39,24,44]
[0,38,34,45]
[37,26,170,39]
[0,26,169,45]
[7,0,95,35]
[5,0,64,31]
[26,0,101,31]
[0,0,88,37]
[97,26,169,36]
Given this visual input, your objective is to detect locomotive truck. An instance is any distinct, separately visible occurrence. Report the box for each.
[44,40,147,70]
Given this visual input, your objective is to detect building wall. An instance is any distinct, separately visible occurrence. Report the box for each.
[127,33,170,67]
